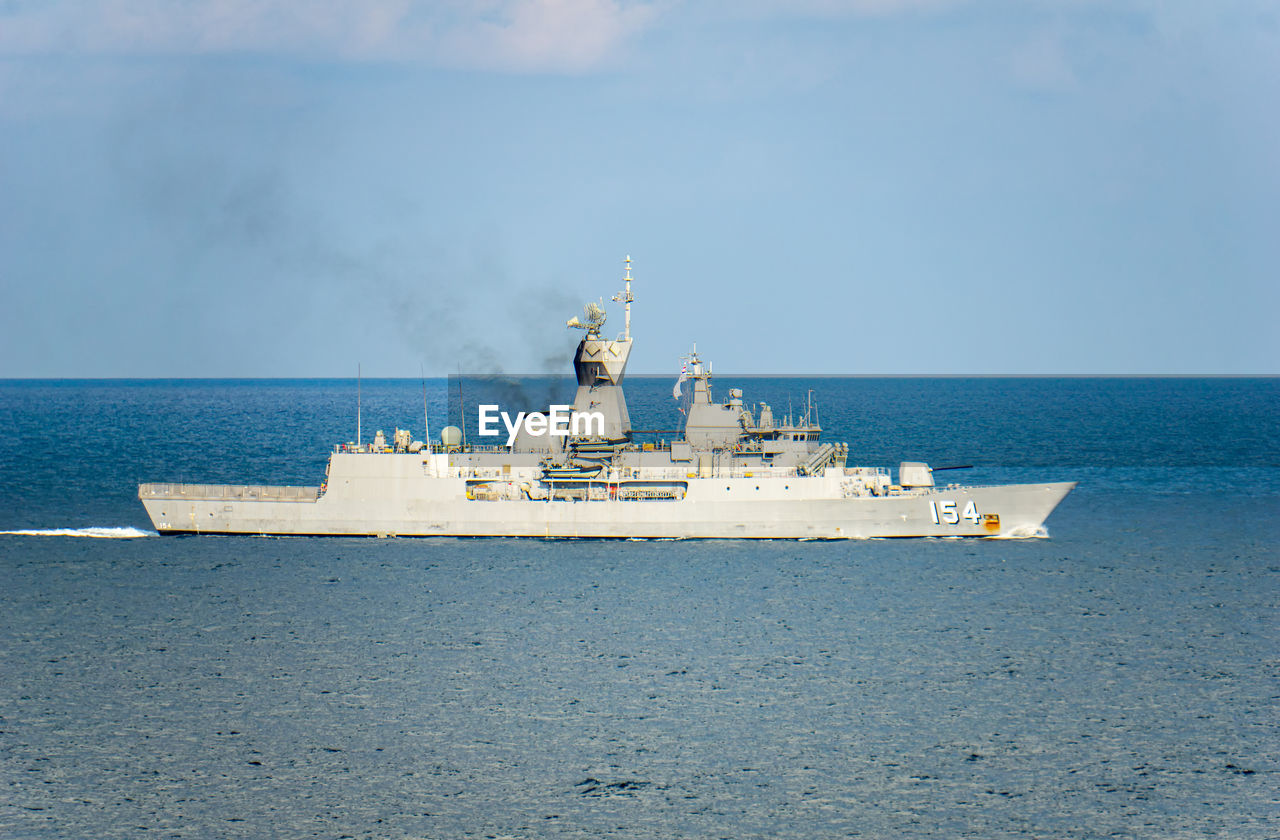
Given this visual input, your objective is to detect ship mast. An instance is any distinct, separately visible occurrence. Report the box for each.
[613,254,634,341]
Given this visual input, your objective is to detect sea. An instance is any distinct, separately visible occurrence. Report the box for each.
[1,377,1276,839]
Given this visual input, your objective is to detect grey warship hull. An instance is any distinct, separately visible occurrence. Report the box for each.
[139,454,1074,539]
[139,258,1075,539]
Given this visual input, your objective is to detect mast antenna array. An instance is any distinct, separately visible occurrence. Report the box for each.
[613,255,634,341]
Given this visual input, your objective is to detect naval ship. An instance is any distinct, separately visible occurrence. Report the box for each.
[139,259,1075,538]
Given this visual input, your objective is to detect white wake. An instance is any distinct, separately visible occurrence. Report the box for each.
[0,526,157,539]
[986,524,1050,539]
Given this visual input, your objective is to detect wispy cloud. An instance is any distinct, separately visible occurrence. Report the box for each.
[441,0,658,72]
[1010,28,1079,93]
[0,0,658,73]
[693,0,964,20]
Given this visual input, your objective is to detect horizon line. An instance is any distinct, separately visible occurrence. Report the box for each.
[2,373,1278,382]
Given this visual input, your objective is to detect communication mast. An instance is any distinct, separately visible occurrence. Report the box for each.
[613,255,634,341]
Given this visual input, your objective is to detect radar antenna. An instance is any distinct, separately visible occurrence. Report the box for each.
[566,299,608,335]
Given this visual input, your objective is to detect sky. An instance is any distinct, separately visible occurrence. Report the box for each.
[1,0,1277,376]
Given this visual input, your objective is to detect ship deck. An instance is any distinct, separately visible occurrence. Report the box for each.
[139,483,320,503]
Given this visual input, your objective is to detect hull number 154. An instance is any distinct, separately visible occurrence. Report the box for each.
[929,499,980,525]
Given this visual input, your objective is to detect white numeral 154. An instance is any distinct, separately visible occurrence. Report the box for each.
[929,499,979,525]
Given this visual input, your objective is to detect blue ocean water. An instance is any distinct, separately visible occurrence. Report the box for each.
[1,378,1276,838]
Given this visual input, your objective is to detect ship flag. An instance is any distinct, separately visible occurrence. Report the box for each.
[672,360,688,400]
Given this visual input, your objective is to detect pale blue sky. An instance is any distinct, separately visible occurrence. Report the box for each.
[1,1,1276,376]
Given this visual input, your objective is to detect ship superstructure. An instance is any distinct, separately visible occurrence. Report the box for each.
[139,258,1074,538]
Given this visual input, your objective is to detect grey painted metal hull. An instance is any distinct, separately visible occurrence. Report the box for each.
[139,468,1075,539]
